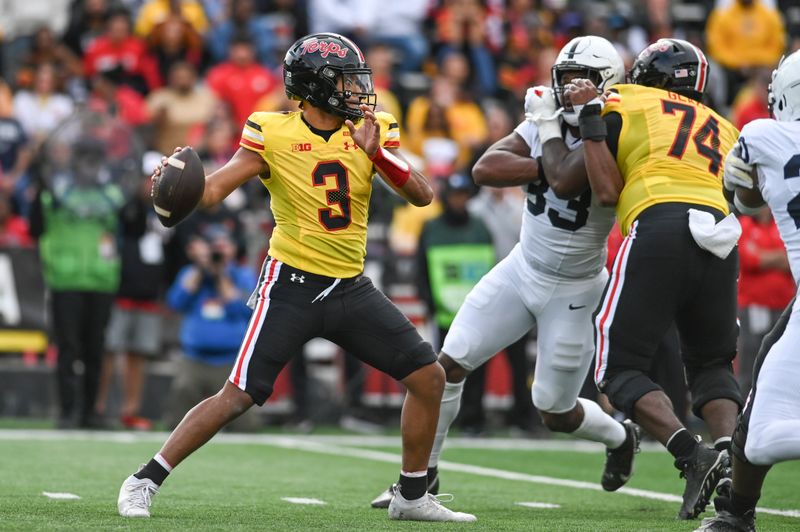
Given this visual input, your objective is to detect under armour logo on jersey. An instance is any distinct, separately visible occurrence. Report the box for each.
[343,141,359,150]
[291,273,305,283]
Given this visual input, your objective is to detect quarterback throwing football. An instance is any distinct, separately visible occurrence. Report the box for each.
[117,32,475,523]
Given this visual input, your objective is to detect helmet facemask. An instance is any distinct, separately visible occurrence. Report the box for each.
[552,66,606,126]
[768,77,778,119]
[326,67,377,119]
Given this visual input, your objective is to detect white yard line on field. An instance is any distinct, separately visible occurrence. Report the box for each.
[0,429,661,452]
[516,502,561,509]
[281,497,326,505]
[42,491,80,500]
[3,430,799,519]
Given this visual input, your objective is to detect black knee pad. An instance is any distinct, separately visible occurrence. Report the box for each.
[686,364,743,419]
[599,369,662,420]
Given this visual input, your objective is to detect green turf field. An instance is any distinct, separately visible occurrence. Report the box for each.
[1,431,798,531]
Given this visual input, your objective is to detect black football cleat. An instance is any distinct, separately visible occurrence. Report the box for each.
[601,420,641,491]
[693,495,756,532]
[676,445,728,520]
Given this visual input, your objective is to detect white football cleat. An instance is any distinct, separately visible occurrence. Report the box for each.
[118,474,159,517]
[388,487,476,522]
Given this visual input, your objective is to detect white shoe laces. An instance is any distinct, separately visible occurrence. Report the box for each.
[432,493,454,504]
[127,482,157,509]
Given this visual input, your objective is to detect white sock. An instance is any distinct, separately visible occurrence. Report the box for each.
[571,398,627,449]
[428,381,463,467]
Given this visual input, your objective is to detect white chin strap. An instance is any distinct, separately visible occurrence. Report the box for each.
[562,97,605,127]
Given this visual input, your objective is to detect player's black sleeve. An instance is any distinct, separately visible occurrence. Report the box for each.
[604,112,622,159]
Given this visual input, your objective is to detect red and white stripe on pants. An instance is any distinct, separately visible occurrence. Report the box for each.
[594,221,638,384]
[229,258,282,390]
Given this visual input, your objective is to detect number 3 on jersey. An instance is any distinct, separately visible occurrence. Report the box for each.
[312,160,351,231]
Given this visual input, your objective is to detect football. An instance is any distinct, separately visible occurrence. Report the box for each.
[151,146,205,228]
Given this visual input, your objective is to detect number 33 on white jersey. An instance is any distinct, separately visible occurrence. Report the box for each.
[514,120,616,279]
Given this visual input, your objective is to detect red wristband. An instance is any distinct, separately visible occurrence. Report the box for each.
[370,146,410,188]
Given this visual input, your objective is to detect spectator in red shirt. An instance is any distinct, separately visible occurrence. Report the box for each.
[63,0,110,56]
[83,8,161,94]
[88,68,151,128]
[0,191,32,247]
[731,69,772,130]
[206,34,279,126]
[737,208,795,394]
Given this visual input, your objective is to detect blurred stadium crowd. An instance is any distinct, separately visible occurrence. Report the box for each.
[0,0,797,431]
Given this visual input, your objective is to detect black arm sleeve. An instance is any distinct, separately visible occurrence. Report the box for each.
[604,112,622,160]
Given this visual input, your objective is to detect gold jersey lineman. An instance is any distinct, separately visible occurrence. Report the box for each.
[239,110,400,277]
[602,84,739,234]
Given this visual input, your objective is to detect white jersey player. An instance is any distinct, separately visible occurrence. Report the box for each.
[370,36,641,510]
[698,50,800,532]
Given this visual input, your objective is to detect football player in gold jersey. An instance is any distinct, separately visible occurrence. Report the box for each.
[535,39,744,520]
[118,33,475,523]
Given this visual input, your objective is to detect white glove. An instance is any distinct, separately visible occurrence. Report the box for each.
[524,86,562,144]
[723,144,754,191]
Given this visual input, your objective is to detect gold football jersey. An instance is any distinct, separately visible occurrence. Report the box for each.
[240,110,400,277]
[602,84,739,234]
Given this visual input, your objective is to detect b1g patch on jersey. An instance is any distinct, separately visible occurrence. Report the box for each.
[292,143,313,152]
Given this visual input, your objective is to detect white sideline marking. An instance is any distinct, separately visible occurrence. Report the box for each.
[281,497,326,505]
[3,430,799,519]
[42,491,80,500]
[516,502,560,509]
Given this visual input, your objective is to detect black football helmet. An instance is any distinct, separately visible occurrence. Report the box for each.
[629,39,709,101]
[283,32,376,120]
